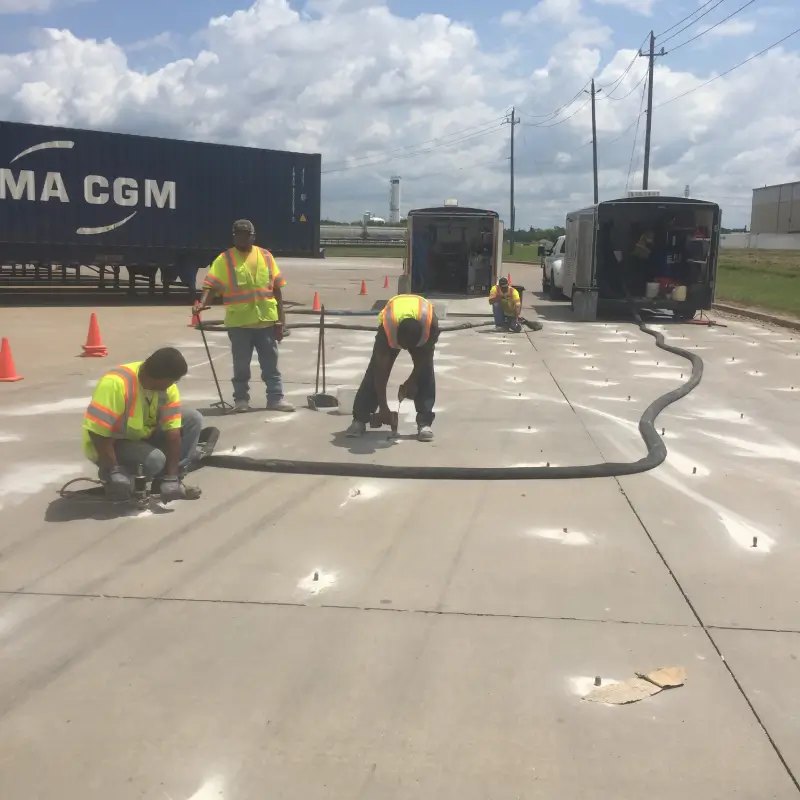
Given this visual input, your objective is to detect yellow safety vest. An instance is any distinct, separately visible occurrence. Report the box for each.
[489,285,521,314]
[203,247,285,328]
[82,362,181,460]
[378,295,435,349]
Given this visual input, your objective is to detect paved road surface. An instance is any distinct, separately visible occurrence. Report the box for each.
[1,262,799,798]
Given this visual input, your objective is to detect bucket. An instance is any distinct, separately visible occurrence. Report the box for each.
[336,385,358,416]
[672,285,687,302]
[645,282,659,299]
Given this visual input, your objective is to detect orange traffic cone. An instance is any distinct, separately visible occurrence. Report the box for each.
[312,291,321,312]
[383,275,389,289]
[188,311,200,327]
[359,280,368,296]
[81,313,108,358]
[507,273,512,285]
[0,338,22,382]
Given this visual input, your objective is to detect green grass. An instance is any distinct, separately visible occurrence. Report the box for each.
[716,249,800,319]
[323,243,542,261]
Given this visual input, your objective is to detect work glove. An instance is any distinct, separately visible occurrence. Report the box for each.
[193,301,210,314]
[159,476,186,504]
[105,467,133,502]
[274,321,284,342]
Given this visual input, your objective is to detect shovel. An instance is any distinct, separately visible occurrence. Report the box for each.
[307,305,339,410]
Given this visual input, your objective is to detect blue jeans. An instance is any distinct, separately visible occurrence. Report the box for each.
[99,407,204,480]
[227,326,284,403]
[492,302,515,327]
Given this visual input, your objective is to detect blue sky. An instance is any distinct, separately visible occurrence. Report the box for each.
[0,0,798,225]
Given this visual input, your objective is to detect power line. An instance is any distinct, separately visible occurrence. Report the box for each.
[666,0,757,53]
[597,32,651,93]
[321,116,506,169]
[658,0,728,46]
[625,75,648,191]
[603,70,648,101]
[656,26,800,109]
[523,98,591,129]
[655,0,721,38]
[517,82,589,121]
[322,124,506,174]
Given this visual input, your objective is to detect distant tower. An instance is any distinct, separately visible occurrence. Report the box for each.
[389,177,401,224]
[684,184,690,198]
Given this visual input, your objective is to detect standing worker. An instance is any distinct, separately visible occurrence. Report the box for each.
[195,219,295,413]
[83,347,216,502]
[489,276,522,332]
[346,294,439,442]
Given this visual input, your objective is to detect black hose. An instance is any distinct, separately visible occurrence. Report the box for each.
[204,311,703,480]
[198,319,543,334]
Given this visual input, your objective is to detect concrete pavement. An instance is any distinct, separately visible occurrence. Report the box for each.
[1,259,799,798]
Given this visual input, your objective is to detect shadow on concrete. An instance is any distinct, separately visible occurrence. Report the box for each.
[329,429,411,455]
[45,489,175,522]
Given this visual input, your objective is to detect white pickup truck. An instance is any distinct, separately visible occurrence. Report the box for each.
[540,235,566,299]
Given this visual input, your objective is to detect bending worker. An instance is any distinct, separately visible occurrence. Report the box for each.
[83,347,217,503]
[346,294,438,442]
[196,219,294,414]
[489,276,522,332]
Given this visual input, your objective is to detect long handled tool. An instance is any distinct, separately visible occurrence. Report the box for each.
[307,305,338,410]
[196,309,233,412]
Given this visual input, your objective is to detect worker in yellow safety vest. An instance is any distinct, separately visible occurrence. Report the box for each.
[196,219,294,414]
[346,294,439,442]
[83,348,218,503]
[489,276,522,332]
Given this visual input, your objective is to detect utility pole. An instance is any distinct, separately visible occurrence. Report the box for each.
[585,80,602,204]
[505,107,521,255]
[639,31,665,190]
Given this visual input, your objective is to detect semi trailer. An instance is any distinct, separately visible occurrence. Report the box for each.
[0,120,321,301]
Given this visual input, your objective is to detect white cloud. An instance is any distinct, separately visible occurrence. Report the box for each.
[0,0,53,12]
[502,0,583,26]
[593,0,656,15]
[0,0,798,228]
[702,18,756,37]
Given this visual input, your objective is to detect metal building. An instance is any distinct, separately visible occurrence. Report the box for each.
[389,176,401,224]
[750,181,800,234]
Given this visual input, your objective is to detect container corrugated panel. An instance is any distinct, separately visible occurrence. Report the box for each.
[0,120,321,263]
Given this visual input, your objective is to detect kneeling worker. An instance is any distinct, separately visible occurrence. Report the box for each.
[489,276,522,331]
[83,347,217,503]
[346,294,439,442]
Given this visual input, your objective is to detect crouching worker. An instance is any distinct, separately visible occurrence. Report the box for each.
[83,348,218,503]
[489,277,522,332]
[346,294,439,443]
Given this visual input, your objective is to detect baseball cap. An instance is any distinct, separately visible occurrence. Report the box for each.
[498,276,509,286]
[233,219,255,234]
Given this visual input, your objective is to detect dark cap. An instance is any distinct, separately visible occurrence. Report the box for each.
[498,276,509,286]
[233,219,255,234]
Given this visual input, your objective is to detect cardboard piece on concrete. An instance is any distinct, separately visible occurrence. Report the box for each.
[585,677,662,705]
[637,666,687,689]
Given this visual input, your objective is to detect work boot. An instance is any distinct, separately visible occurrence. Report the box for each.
[234,399,250,413]
[417,425,434,442]
[267,398,296,412]
[345,420,367,438]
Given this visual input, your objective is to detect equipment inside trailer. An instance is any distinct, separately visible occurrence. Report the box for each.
[408,208,498,295]
[595,200,718,313]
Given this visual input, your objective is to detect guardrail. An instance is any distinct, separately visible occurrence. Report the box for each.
[320,238,406,247]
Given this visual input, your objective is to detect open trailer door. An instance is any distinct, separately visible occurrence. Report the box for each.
[399,220,413,294]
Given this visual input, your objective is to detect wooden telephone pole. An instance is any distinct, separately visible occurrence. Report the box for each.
[505,107,521,254]
[639,31,665,190]
[585,80,602,203]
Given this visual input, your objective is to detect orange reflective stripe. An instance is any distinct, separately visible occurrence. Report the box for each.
[86,401,120,426]
[421,300,433,343]
[160,413,181,424]
[382,298,400,348]
[85,413,113,431]
[204,273,225,289]
[161,401,180,410]
[257,247,274,286]
[107,366,138,435]
[223,249,239,292]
